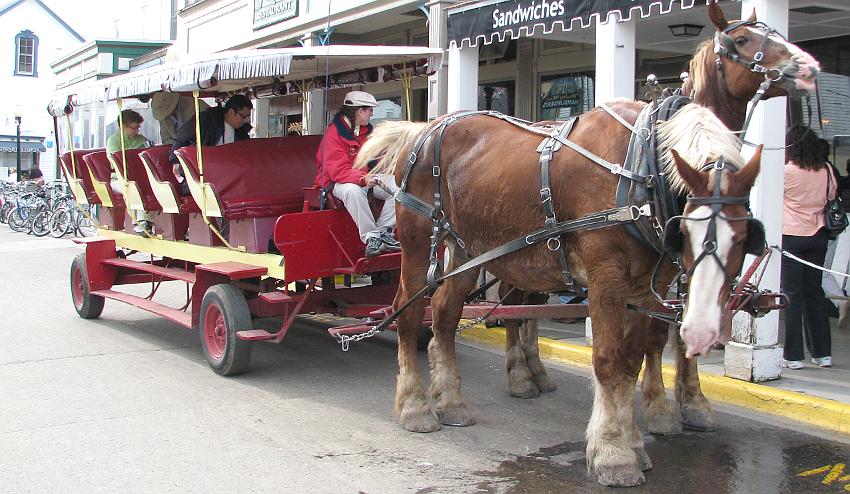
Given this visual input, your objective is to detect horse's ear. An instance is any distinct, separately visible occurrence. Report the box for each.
[708,1,729,31]
[671,149,709,196]
[732,145,763,192]
[746,8,758,23]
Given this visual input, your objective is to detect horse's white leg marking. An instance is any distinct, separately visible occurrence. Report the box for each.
[587,375,646,486]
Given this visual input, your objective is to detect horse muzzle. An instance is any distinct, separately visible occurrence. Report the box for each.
[783,54,820,96]
[681,323,719,358]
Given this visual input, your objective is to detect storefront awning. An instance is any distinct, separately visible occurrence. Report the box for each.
[448,0,704,48]
[0,140,46,153]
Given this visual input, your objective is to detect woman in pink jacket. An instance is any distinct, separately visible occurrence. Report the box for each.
[781,126,838,370]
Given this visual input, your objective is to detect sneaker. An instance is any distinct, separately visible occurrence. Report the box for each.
[380,230,401,251]
[781,359,805,370]
[364,236,386,257]
[812,356,832,368]
[133,223,145,233]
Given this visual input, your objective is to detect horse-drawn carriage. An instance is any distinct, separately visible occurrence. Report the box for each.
[52,2,821,486]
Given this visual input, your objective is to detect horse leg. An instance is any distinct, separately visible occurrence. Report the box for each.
[502,287,540,398]
[586,297,649,487]
[519,292,557,394]
[394,257,441,433]
[426,243,479,425]
[641,320,682,435]
[674,332,717,432]
[428,256,479,426]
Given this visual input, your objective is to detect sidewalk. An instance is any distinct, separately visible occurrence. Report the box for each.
[533,317,850,404]
[459,314,850,434]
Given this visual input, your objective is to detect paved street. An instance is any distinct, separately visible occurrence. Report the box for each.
[3,226,850,494]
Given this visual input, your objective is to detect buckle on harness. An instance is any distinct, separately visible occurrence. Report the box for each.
[540,187,552,202]
[610,164,623,175]
[432,165,441,177]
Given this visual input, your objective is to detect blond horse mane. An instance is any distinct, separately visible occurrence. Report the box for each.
[658,104,744,195]
[354,120,429,176]
[688,39,713,99]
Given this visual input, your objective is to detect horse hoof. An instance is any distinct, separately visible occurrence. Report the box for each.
[509,381,540,399]
[437,404,476,427]
[401,412,441,433]
[681,407,718,432]
[532,375,557,394]
[647,412,683,436]
[633,448,653,471]
[595,464,646,487]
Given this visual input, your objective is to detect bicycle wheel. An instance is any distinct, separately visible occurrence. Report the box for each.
[8,208,28,232]
[49,209,71,238]
[30,209,51,237]
[75,210,97,237]
[0,202,12,224]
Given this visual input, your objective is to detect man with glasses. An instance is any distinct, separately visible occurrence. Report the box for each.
[106,109,153,232]
[169,93,253,190]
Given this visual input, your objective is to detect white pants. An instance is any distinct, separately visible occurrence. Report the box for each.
[332,174,398,243]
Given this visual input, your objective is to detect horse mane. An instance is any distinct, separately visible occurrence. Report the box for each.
[688,39,713,98]
[657,104,744,195]
[355,120,428,175]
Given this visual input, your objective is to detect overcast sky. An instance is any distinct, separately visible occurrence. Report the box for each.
[47,0,117,41]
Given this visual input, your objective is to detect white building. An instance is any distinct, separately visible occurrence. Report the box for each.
[0,0,84,182]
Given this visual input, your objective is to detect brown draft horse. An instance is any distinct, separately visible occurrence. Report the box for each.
[356,102,762,486]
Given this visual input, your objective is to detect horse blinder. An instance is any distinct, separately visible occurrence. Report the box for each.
[663,217,684,255]
[663,217,765,257]
[745,218,766,256]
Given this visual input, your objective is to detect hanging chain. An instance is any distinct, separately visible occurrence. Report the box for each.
[455,287,517,337]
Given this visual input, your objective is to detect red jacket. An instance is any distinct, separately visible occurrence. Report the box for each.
[315,114,373,189]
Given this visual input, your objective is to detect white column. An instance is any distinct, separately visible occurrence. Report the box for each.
[723,0,788,382]
[253,98,269,138]
[446,43,478,112]
[427,0,451,120]
[300,32,326,135]
[594,15,635,105]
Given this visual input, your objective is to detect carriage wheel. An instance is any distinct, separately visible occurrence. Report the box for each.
[199,284,254,376]
[70,254,105,319]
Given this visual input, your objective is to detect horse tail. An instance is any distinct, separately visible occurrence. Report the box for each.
[355,120,429,176]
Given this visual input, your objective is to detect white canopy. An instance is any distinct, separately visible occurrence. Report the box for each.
[49,45,442,114]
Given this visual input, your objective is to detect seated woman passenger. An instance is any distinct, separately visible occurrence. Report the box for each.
[106,109,150,194]
[315,91,400,257]
[106,109,153,232]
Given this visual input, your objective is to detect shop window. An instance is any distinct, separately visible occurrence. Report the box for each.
[371,98,403,125]
[478,81,515,116]
[14,30,38,77]
[540,73,594,121]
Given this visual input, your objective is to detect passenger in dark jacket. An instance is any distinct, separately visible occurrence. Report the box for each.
[169,94,253,189]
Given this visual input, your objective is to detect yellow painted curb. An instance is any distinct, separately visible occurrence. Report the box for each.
[460,325,850,435]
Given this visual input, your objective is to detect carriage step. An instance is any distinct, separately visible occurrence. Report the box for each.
[258,291,294,303]
[91,289,192,328]
[236,329,276,341]
[327,324,383,338]
[101,258,196,283]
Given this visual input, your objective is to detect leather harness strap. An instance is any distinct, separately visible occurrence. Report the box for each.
[537,118,578,287]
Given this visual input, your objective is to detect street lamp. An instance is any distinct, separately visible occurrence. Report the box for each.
[14,112,22,183]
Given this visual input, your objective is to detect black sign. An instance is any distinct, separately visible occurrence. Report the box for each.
[448,0,703,48]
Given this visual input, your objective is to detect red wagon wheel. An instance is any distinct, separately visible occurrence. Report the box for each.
[199,284,253,376]
[70,253,105,319]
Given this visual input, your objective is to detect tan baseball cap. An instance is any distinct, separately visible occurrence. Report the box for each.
[343,91,379,107]
[151,92,179,120]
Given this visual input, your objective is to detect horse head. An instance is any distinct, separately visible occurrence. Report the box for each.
[664,145,764,358]
[706,1,819,100]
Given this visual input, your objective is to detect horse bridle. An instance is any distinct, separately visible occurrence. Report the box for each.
[658,158,766,305]
[713,20,813,148]
[714,20,787,82]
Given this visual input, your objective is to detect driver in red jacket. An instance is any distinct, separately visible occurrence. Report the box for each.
[315,91,400,257]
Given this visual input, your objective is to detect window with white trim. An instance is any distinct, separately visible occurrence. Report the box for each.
[14,30,38,77]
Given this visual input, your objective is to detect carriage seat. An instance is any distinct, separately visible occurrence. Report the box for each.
[60,149,103,206]
[83,151,124,209]
[139,145,199,214]
[109,147,164,213]
[175,135,322,220]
